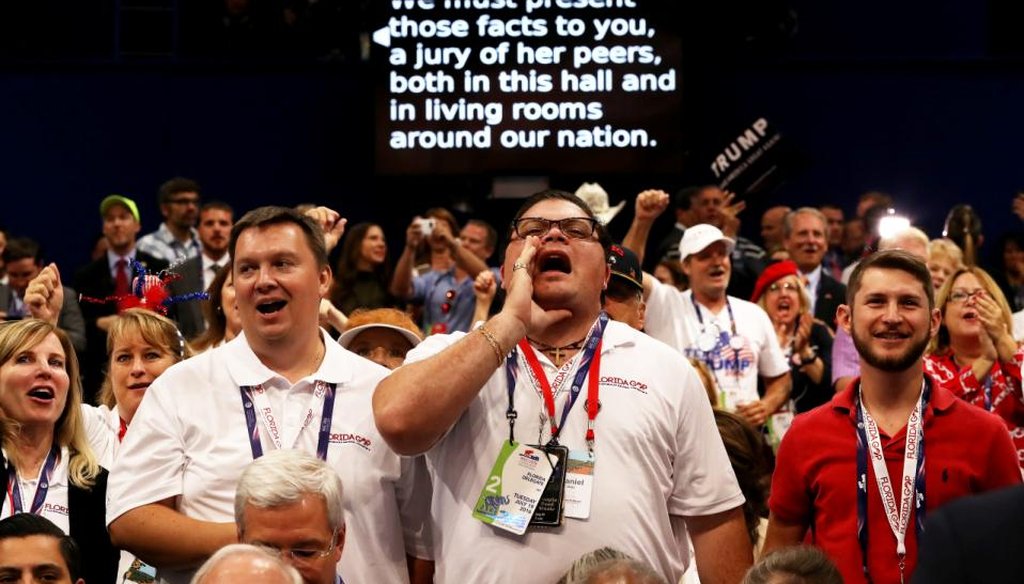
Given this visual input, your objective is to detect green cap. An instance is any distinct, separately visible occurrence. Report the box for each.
[100,195,140,223]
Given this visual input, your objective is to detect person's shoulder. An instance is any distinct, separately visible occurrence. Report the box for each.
[789,398,846,435]
[151,346,218,389]
[73,257,106,281]
[820,271,846,288]
[403,330,467,365]
[940,484,1024,523]
[935,388,1006,431]
[729,296,772,321]
[329,340,392,382]
[135,250,169,271]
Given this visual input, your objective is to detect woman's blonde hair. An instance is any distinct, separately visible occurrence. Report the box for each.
[0,319,98,489]
[929,266,1014,354]
[688,357,720,408]
[98,308,192,408]
[928,238,964,270]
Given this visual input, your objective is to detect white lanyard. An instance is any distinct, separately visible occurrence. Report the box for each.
[246,381,330,451]
[859,388,925,557]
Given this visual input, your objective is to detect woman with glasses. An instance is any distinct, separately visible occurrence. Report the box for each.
[751,261,834,414]
[924,266,1024,467]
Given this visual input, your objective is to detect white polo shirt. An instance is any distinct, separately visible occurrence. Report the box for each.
[404,319,744,584]
[106,330,430,584]
[645,281,789,409]
[1,446,70,534]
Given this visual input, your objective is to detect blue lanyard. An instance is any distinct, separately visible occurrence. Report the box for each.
[240,382,337,461]
[854,380,929,584]
[984,374,993,411]
[505,313,608,446]
[7,445,60,516]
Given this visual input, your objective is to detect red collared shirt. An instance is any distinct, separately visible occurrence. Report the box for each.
[770,376,1022,584]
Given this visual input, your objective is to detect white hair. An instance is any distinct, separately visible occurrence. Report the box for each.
[879,226,930,254]
[191,544,302,584]
[234,449,346,534]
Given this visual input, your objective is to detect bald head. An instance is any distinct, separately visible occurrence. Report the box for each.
[192,545,301,584]
[761,206,791,253]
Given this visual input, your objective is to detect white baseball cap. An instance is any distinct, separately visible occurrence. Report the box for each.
[679,224,736,260]
[337,323,423,350]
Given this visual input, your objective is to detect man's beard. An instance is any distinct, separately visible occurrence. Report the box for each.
[851,322,930,372]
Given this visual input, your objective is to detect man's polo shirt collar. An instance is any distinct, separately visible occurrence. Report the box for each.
[224,328,353,388]
[831,374,957,423]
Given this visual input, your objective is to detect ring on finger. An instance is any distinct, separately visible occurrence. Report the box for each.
[513,262,528,271]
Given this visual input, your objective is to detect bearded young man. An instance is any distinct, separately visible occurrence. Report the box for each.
[763,250,1021,584]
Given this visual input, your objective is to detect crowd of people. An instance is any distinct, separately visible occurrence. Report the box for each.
[2,177,1024,584]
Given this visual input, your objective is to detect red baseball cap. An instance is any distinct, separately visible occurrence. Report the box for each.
[750,260,800,303]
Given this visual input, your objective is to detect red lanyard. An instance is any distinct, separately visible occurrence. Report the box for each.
[517,338,603,446]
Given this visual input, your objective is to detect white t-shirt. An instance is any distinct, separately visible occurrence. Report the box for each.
[645,283,790,409]
[81,404,121,471]
[106,330,430,584]
[1,446,70,534]
[404,320,745,584]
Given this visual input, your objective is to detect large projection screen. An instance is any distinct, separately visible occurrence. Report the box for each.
[372,0,685,175]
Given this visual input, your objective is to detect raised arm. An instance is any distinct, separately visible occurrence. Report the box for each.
[390,218,426,300]
[301,206,346,253]
[472,269,498,325]
[622,189,669,265]
[373,236,570,455]
[24,263,63,325]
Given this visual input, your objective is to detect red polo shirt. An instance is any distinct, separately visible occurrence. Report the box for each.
[770,376,1022,584]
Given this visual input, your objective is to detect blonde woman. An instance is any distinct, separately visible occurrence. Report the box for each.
[0,319,118,582]
[84,308,192,469]
[927,238,964,292]
[751,261,834,413]
[924,266,1024,467]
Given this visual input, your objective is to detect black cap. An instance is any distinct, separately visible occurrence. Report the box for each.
[608,244,643,291]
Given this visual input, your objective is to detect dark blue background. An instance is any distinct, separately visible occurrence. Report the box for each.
[2,0,1022,274]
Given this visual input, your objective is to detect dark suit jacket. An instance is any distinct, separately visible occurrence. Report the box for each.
[0,454,119,584]
[73,252,167,400]
[912,484,1024,584]
[166,255,208,340]
[814,271,846,331]
[0,284,86,353]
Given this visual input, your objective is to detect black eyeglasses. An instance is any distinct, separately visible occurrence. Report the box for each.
[168,197,200,206]
[511,217,598,240]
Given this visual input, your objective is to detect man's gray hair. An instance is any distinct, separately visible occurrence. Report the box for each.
[782,207,828,239]
[234,449,346,534]
[191,544,302,584]
[557,547,668,584]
